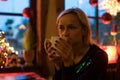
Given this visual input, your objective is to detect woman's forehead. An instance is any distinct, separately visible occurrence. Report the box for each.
[58,14,80,24]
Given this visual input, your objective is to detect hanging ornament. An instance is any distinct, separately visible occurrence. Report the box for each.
[89,0,98,6]
[111,24,117,36]
[22,7,33,18]
[101,0,120,16]
[101,12,112,24]
[0,0,7,2]
[118,0,120,3]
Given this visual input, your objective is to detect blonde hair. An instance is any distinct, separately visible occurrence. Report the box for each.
[56,8,92,46]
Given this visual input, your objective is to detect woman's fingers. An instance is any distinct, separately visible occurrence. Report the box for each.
[54,38,72,55]
[54,39,73,62]
[45,37,73,66]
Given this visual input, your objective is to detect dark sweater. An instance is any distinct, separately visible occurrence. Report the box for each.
[53,44,108,80]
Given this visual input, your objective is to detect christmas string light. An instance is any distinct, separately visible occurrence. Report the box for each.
[0,30,18,68]
[100,0,120,16]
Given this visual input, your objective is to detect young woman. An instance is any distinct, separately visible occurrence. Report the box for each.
[45,8,108,80]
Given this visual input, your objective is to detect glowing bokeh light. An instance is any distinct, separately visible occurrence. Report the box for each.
[101,0,120,16]
[101,45,118,64]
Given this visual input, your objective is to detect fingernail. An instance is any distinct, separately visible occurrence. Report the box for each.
[55,40,58,43]
[55,44,57,46]
[53,52,55,54]
[51,47,56,51]
[59,38,62,40]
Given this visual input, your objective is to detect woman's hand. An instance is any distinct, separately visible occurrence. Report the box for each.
[44,37,74,69]
[44,39,62,70]
[54,38,74,67]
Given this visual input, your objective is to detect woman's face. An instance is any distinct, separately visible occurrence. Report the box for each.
[57,14,84,46]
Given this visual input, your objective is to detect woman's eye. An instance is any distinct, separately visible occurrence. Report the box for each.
[59,25,64,30]
[69,25,76,29]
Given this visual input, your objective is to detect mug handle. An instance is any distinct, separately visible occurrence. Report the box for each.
[44,39,51,51]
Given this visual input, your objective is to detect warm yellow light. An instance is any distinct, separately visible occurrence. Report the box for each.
[1,66,3,68]
[9,47,14,51]
[111,32,117,36]
[101,46,118,64]
[6,43,9,46]
[15,51,18,55]
[0,38,5,43]
[101,0,120,16]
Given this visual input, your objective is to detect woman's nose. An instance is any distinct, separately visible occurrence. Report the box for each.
[62,29,69,37]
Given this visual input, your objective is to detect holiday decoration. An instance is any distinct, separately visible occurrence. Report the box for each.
[0,0,7,2]
[111,24,118,36]
[101,0,120,16]
[22,7,33,18]
[89,0,98,6]
[118,0,120,3]
[110,24,118,46]
[0,30,18,68]
[101,12,112,24]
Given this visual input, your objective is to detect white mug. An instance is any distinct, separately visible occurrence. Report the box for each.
[44,36,60,56]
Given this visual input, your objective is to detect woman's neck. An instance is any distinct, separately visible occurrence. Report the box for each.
[73,44,90,64]
[74,44,90,55]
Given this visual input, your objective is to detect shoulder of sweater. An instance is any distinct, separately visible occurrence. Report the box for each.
[89,43,108,58]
